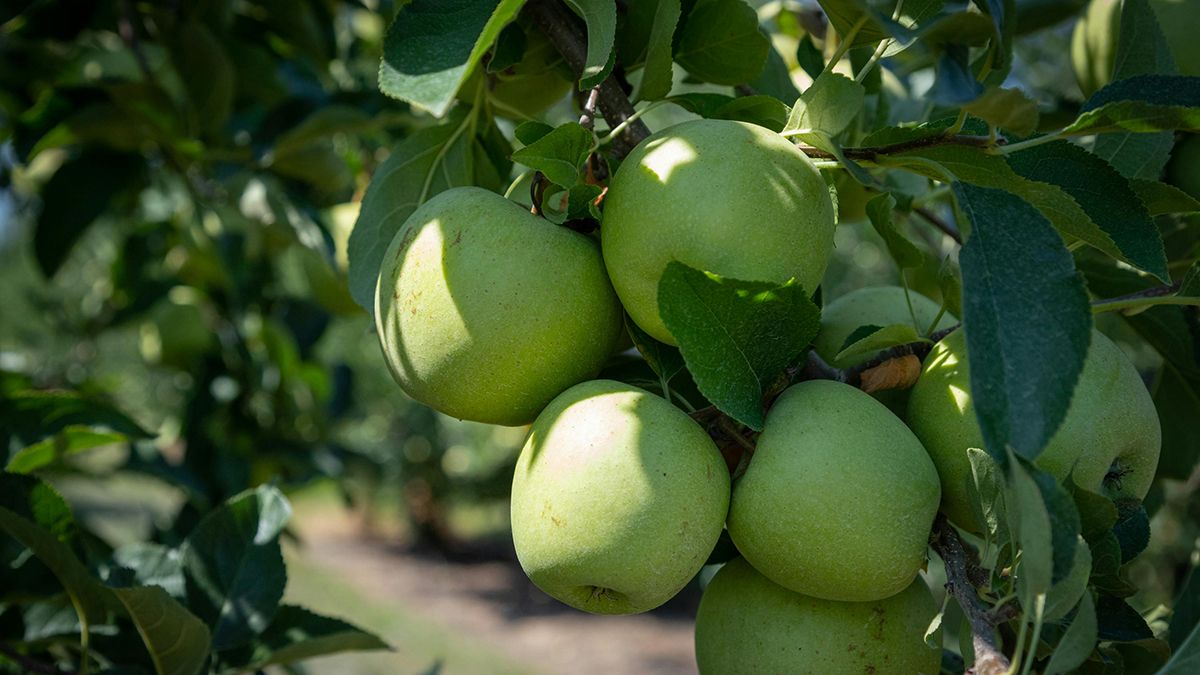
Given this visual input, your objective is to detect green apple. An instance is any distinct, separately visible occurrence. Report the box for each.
[695,557,942,675]
[906,329,1162,531]
[375,187,623,426]
[510,380,730,614]
[727,380,942,602]
[601,119,835,345]
[813,286,953,369]
[1072,0,1200,97]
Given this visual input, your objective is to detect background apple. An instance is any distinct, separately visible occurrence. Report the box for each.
[727,380,942,602]
[1072,0,1200,97]
[813,286,953,368]
[907,329,1162,531]
[601,118,835,345]
[694,557,942,675]
[510,380,731,614]
[375,187,623,426]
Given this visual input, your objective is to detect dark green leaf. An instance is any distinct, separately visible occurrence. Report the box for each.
[221,605,389,669]
[835,324,927,363]
[962,87,1039,137]
[1044,593,1098,675]
[563,0,617,89]
[929,46,984,105]
[665,92,737,118]
[181,485,291,650]
[709,95,790,132]
[674,0,770,85]
[110,585,210,675]
[795,35,824,80]
[112,543,185,600]
[34,148,144,277]
[1089,531,1137,597]
[1066,76,1200,136]
[1160,618,1200,674]
[748,45,801,104]
[167,21,235,135]
[815,0,917,47]
[510,122,595,188]
[625,316,685,385]
[657,262,820,430]
[966,448,1007,544]
[487,23,526,73]
[1096,594,1154,642]
[1131,179,1200,215]
[514,120,555,145]
[1007,141,1168,280]
[631,0,680,101]
[1111,502,1150,563]
[379,0,525,117]
[1005,457,1054,597]
[953,183,1092,461]
[1069,480,1119,543]
[938,256,963,319]
[1045,538,1092,622]
[865,193,923,269]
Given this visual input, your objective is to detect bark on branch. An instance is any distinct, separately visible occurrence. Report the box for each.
[930,516,1012,675]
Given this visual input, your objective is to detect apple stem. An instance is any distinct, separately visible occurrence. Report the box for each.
[930,516,1013,675]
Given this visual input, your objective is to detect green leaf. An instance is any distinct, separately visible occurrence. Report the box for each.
[7,428,128,474]
[111,585,210,675]
[1093,0,1177,179]
[181,485,291,650]
[487,23,526,73]
[1044,593,1098,675]
[834,324,928,364]
[657,262,820,430]
[865,193,923,269]
[1069,480,1119,543]
[625,316,685,385]
[783,72,865,139]
[510,122,594,188]
[379,0,526,117]
[1153,364,1200,480]
[953,183,1092,461]
[938,257,964,319]
[674,0,770,85]
[562,0,617,89]
[1006,141,1168,280]
[1044,538,1092,622]
[748,45,801,104]
[815,0,916,48]
[1096,593,1154,642]
[113,543,186,600]
[890,144,1159,275]
[1065,75,1200,136]
[1005,457,1054,598]
[347,109,502,312]
[1130,179,1200,215]
[221,605,389,670]
[1089,532,1137,597]
[631,0,680,101]
[962,87,1039,137]
[966,448,1008,544]
[0,474,112,625]
[33,148,145,277]
[514,120,555,145]
[167,21,235,135]
[1161,618,1200,674]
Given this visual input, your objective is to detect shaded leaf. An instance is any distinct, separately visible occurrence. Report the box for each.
[111,585,210,675]
[510,122,594,188]
[1066,75,1200,136]
[674,0,770,85]
[835,324,928,364]
[865,193,923,269]
[657,262,820,430]
[784,72,865,139]
[1044,593,1098,675]
[563,0,617,89]
[1096,593,1154,642]
[631,0,680,101]
[953,182,1092,461]
[222,605,389,670]
[963,87,1039,137]
[1131,179,1200,215]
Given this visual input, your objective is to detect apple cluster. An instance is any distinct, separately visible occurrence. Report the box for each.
[374,119,1161,673]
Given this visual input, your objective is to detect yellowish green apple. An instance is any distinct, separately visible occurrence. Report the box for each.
[906,329,1162,531]
[375,187,623,426]
[813,286,953,369]
[694,557,942,675]
[601,119,836,345]
[727,380,942,602]
[510,380,730,614]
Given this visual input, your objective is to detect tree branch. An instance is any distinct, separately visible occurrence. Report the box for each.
[914,205,963,245]
[930,516,1011,675]
[1090,281,1200,313]
[522,0,651,156]
[796,134,999,162]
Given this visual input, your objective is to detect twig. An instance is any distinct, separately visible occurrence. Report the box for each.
[523,0,651,156]
[914,206,964,245]
[578,86,601,130]
[1091,281,1198,313]
[796,134,998,162]
[716,416,756,454]
[0,642,73,675]
[930,516,1012,675]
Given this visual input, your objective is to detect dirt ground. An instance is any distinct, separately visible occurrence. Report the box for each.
[295,513,699,675]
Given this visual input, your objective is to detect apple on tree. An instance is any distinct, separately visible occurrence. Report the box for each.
[727,380,942,602]
[907,328,1162,531]
[509,379,731,614]
[601,118,836,345]
[375,186,623,426]
[694,557,942,675]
